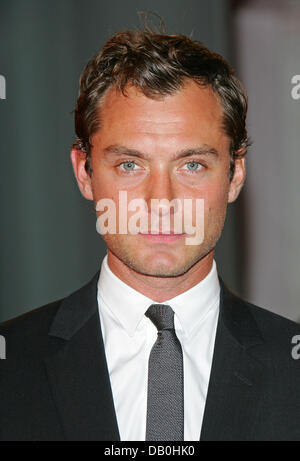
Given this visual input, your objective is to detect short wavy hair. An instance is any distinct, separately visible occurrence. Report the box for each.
[73,29,249,181]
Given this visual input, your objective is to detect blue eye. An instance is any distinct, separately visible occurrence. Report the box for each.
[119,161,140,171]
[183,161,203,172]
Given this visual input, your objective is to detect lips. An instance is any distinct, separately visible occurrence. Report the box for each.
[139,231,185,242]
[140,231,183,235]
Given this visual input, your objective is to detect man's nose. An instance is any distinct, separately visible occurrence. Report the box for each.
[145,170,178,217]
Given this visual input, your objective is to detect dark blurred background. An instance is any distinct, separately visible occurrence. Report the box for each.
[0,0,299,322]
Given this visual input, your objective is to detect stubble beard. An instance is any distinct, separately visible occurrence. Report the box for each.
[102,230,221,279]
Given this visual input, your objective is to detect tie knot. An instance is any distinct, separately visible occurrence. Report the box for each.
[146,304,175,331]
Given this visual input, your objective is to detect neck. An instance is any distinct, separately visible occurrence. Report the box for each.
[107,249,214,302]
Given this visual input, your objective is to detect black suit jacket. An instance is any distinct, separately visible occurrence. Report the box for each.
[0,273,299,441]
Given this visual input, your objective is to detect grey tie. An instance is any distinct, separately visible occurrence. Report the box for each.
[145,304,184,441]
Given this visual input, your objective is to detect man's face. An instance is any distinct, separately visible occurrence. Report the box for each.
[72,80,245,277]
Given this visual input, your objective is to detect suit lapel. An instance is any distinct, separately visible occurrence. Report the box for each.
[44,272,120,441]
[200,278,265,441]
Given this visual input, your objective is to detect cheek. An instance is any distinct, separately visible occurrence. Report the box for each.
[91,168,118,201]
[201,179,229,216]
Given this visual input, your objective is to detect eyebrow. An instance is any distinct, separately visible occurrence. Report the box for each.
[103,144,219,160]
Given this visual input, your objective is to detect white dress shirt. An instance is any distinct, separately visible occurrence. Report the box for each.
[97,253,220,441]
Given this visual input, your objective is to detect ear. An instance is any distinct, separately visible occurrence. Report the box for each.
[70,147,93,200]
[228,155,246,203]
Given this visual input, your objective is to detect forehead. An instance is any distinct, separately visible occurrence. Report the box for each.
[93,80,227,150]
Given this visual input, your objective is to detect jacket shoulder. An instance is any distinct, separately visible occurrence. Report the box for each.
[0,272,99,361]
[239,294,299,336]
[223,283,300,365]
[222,279,300,333]
[0,299,63,335]
[0,299,65,361]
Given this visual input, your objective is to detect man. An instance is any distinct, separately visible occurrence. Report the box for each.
[0,29,299,441]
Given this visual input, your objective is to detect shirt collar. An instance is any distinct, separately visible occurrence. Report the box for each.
[97,253,220,338]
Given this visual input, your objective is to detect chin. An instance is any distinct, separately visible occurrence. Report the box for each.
[105,234,215,277]
[126,251,201,278]
[130,255,181,276]
[130,263,187,278]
